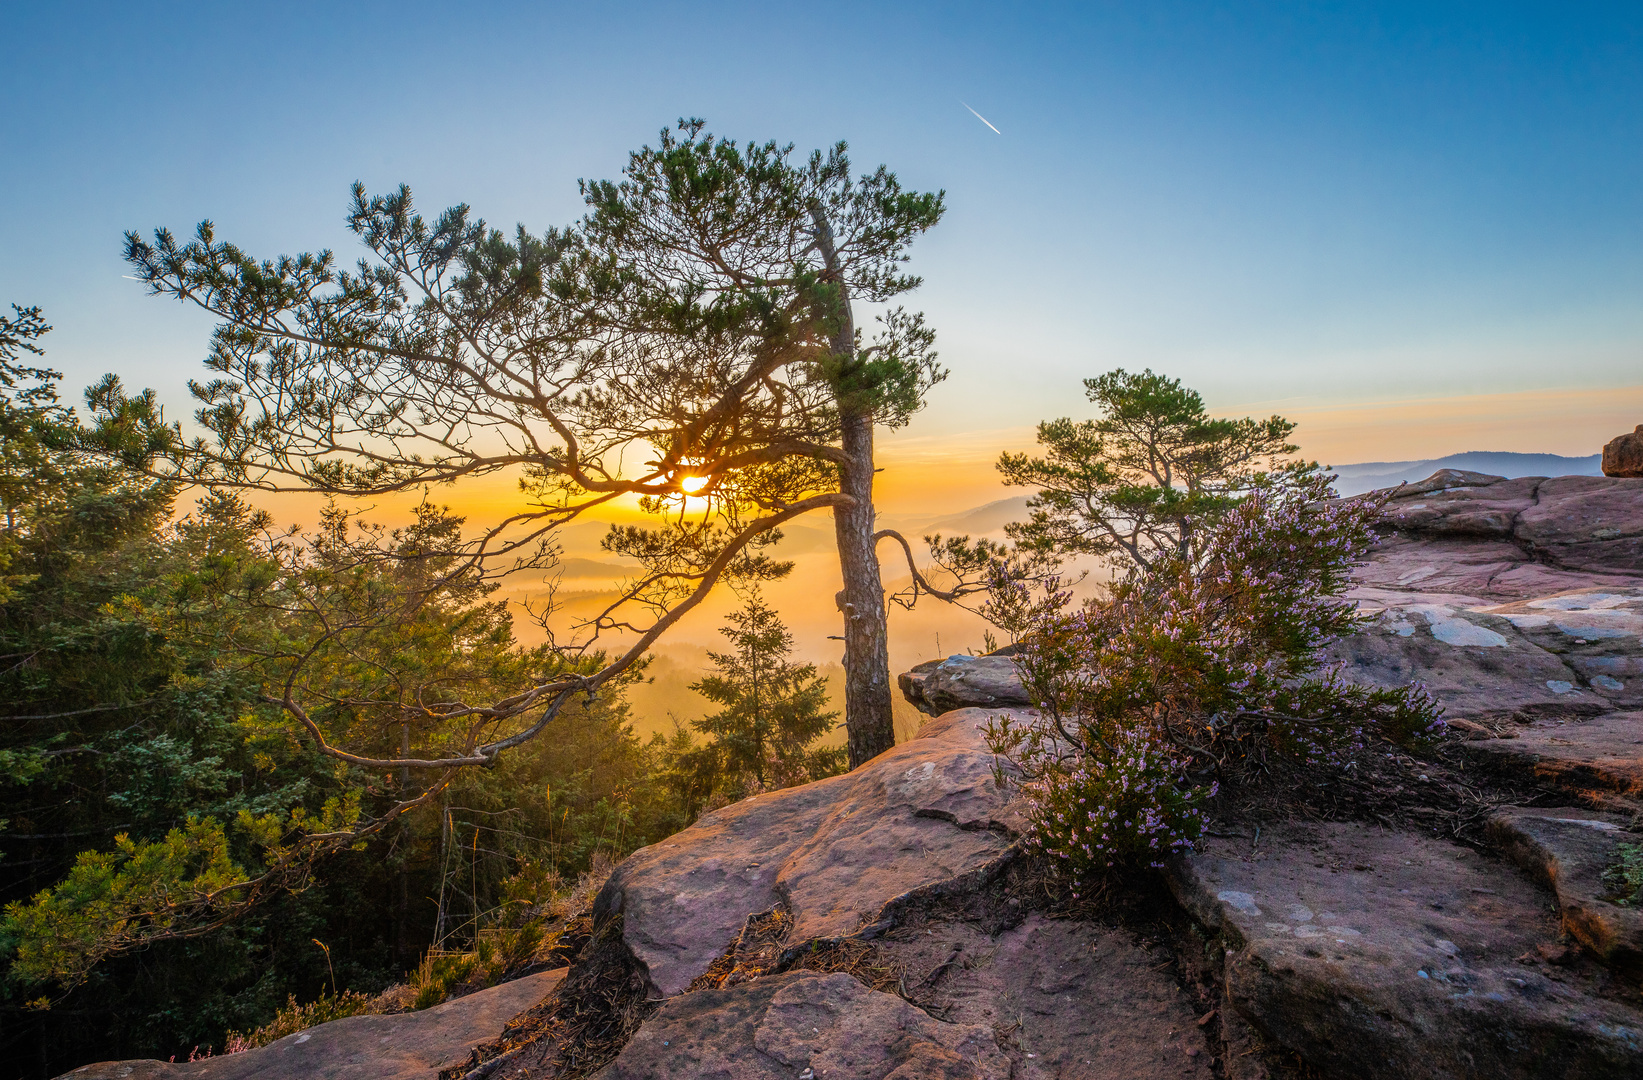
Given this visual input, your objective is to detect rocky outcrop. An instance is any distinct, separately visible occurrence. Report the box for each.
[1331,473,1643,724]
[67,470,1643,1080]
[62,969,565,1080]
[1169,823,1641,1080]
[1604,426,1643,477]
[899,654,1031,716]
[594,705,1023,998]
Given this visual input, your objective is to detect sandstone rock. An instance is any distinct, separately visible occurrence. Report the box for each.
[1463,711,1643,806]
[1516,476,1643,571]
[1378,473,1539,538]
[874,913,1216,1080]
[593,707,1024,998]
[900,654,1031,716]
[1328,475,1643,722]
[1384,468,1511,497]
[1604,425,1643,477]
[596,970,1009,1080]
[1374,471,1643,573]
[1327,599,1597,721]
[1166,823,1643,1080]
[60,969,566,1080]
[1489,808,1643,974]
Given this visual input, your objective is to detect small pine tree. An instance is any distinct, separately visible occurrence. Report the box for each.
[688,594,845,804]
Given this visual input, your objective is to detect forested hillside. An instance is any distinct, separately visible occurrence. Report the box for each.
[0,304,847,1073]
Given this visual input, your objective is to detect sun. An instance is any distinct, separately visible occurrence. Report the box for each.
[677,473,710,495]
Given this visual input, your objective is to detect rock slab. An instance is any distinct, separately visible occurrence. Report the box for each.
[596,971,1008,1080]
[874,913,1216,1080]
[1490,807,1643,974]
[594,707,1023,998]
[1167,823,1643,1080]
[61,969,566,1080]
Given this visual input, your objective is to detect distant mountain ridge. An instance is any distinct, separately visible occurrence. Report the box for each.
[1329,451,1602,496]
[883,452,1605,538]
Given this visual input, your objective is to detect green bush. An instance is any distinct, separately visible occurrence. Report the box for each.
[222,991,375,1052]
[1604,843,1643,907]
[993,469,1442,882]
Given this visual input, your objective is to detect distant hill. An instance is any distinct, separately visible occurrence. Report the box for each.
[1329,451,1602,495]
[915,496,1035,538]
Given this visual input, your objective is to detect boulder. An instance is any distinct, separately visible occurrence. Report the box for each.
[1489,808,1643,974]
[593,707,1024,998]
[899,654,1031,716]
[61,969,566,1080]
[1166,822,1643,1080]
[1604,425,1643,478]
[595,971,1009,1080]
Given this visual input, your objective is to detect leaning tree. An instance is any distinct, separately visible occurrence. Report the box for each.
[112,119,948,776]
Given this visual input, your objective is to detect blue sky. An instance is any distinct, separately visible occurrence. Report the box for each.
[4,1,1640,467]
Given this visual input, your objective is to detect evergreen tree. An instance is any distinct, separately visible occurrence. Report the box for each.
[112,119,947,773]
[687,594,843,807]
[998,369,1306,572]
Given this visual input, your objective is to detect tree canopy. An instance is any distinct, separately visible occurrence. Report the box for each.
[109,119,947,771]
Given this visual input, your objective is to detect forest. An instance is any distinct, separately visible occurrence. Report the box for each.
[0,302,847,1069]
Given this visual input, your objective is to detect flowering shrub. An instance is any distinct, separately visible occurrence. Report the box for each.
[991,468,1444,875]
[1010,725,1211,888]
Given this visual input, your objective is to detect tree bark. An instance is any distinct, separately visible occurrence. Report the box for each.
[810,203,896,768]
[835,406,896,767]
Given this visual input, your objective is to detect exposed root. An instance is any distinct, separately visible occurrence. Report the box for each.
[439,914,655,1080]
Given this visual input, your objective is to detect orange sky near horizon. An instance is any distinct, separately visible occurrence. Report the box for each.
[238,379,1643,562]
[226,381,1643,674]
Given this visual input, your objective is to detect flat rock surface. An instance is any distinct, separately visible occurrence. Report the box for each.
[878,914,1216,1080]
[1330,473,1643,722]
[595,970,1008,1080]
[1464,712,1643,801]
[1167,822,1643,1079]
[60,969,566,1080]
[1490,807,1643,972]
[594,708,1024,998]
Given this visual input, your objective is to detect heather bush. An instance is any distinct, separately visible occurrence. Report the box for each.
[1005,724,1211,885]
[990,468,1444,881]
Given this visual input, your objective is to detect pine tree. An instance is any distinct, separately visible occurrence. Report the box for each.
[688,594,844,803]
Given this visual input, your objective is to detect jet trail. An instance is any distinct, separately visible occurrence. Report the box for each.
[960,101,1002,134]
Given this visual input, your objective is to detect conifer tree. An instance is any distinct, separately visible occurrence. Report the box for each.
[110,119,949,771]
[688,593,843,803]
[999,368,1305,571]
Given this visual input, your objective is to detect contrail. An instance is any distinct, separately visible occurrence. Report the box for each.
[960,101,1002,135]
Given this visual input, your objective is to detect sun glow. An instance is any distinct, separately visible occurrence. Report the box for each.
[677,473,711,495]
